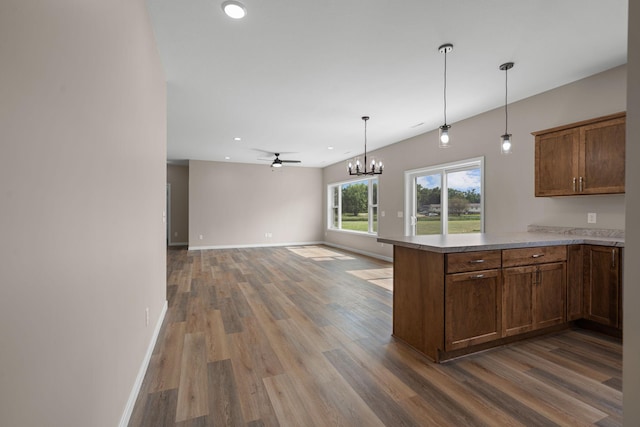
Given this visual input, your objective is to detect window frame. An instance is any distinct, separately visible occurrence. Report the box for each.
[327,177,380,236]
[404,157,484,236]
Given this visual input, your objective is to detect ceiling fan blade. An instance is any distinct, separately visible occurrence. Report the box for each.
[281,160,301,163]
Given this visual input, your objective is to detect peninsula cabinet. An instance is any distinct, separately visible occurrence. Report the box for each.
[533,112,625,197]
[384,234,623,363]
[584,245,622,328]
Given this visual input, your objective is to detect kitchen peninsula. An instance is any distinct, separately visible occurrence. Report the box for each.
[378,231,624,363]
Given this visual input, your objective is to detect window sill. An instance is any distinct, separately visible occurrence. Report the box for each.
[326,228,378,238]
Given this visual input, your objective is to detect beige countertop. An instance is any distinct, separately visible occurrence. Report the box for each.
[377,231,624,254]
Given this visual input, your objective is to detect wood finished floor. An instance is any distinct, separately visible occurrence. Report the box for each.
[128,245,622,427]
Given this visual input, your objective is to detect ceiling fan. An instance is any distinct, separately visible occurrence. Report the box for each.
[263,152,301,168]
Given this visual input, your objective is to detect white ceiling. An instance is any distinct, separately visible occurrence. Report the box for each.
[147,0,628,168]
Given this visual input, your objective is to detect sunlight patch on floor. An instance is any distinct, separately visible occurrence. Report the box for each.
[347,268,393,291]
[286,245,355,261]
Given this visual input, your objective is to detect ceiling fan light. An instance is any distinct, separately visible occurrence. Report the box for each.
[222,1,247,19]
[271,162,282,168]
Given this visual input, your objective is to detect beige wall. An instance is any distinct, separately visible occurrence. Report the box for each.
[0,2,167,427]
[167,165,189,245]
[324,65,627,259]
[624,0,639,423]
[189,160,323,248]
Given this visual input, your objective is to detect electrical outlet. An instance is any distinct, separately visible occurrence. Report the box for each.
[587,212,597,224]
[199,234,203,240]
[174,232,178,237]
[145,307,150,326]
[397,211,403,218]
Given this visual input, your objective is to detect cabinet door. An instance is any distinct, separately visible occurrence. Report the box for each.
[536,262,566,329]
[584,246,620,327]
[535,129,579,196]
[445,269,501,351]
[502,266,535,336]
[579,117,625,194]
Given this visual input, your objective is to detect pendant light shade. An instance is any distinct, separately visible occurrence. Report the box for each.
[499,62,514,155]
[348,116,383,176]
[438,43,453,148]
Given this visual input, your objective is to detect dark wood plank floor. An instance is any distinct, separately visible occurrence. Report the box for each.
[128,245,622,426]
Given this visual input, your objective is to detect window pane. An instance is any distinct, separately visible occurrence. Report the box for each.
[372,179,378,205]
[372,206,378,232]
[333,186,339,206]
[416,174,441,235]
[446,168,482,234]
[341,181,369,232]
[332,207,339,228]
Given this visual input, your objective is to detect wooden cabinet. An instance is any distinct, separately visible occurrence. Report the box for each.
[502,262,566,336]
[533,113,625,197]
[445,269,501,350]
[390,241,619,363]
[584,245,622,328]
[444,251,502,351]
[502,246,566,337]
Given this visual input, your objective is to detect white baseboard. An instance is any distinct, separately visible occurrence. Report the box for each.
[118,300,168,427]
[189,241,324,251]
[323,241,393,263]
[186,240,393,262]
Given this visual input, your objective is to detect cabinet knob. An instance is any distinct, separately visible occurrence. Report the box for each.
[579,176,584,192]
[573,177,577,192]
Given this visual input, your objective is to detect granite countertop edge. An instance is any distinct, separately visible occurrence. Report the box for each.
[377,229,624,254]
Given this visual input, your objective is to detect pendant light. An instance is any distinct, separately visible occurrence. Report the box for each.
[348,116,383,176]
[438,43,453,148]
[499,62,514,154]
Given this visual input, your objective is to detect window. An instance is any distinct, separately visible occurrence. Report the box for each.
[328,177,379,234]
[404,157,484,236]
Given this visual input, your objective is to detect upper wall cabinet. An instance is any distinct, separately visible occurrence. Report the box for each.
[532,112,625,197]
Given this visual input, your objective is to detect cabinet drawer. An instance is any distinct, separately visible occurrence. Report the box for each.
[502,245,567,267]
[447,250,502,273]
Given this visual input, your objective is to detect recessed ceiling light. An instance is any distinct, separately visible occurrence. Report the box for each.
[222,1,247,19]
[234,137,242,141]
[224,156,231,160]
[327,146,334,150]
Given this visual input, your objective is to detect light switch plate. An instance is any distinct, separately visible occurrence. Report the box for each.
[587,212,597,224]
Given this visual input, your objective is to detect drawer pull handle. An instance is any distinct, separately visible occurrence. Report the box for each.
[470,274,485,279]
[469,259,485,263]
[612,249,616,269]
[531,254,545,258]
[572,177,577,192]
[579,176,584,192]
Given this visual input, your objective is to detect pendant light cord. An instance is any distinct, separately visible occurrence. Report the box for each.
[443,50,447,125]
[363,116,368,171]
[504,66,508,135]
